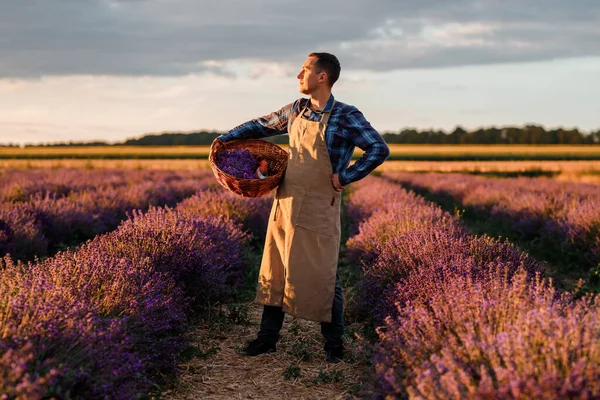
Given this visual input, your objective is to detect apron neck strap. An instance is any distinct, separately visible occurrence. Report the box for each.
[321,100,335,125]
[300,99,335,125]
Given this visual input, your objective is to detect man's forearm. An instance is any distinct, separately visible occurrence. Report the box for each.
[219,103,293,142]
[218,120,272,142]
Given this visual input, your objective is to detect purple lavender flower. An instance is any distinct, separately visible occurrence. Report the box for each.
[0,168,214,261]
[345,176,600,399]
[216,149,259,179]
[384,171,600,267]
[0,185,272,398]
[176,188,273,238]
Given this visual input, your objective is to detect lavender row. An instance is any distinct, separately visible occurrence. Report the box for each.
[346,176,600,398]
[0,188,272,399]
[0,168,197,202]
[385,172,600,267]
[0,168,214,261]
[345,177,540,323]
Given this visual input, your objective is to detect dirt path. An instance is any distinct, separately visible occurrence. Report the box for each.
[160,302,375,400]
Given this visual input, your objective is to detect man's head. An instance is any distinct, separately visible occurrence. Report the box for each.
[297,52,341,95]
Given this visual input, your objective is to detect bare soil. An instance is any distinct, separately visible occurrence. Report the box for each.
[159,303,376,400]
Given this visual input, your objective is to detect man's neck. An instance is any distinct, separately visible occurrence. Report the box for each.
[309,90,331,111]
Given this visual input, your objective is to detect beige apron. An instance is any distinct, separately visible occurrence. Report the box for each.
[255,101,341,323]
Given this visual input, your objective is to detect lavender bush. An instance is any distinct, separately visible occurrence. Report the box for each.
[0,341,63,399]
[346,176,539,323]
[0,168,173,202]
[0,185,271,398]
[377,268,600,399]
[346,176,600,398]
[0,168,213,261]
[345,180,429,237]
[176,188,273,238]
[0,202,48,261]
[0,255,147,399]
[385,172,600,267]
[96,207,249,307]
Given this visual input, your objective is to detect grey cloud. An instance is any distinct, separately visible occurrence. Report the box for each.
[0,0,598,77]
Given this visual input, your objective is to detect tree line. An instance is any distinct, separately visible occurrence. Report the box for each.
[381,126,600,145]
[4,125,600,147]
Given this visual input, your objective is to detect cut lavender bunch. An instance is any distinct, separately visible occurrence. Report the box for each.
[216,149,259,179]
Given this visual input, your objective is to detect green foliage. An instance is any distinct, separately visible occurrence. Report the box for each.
[198,344,221,359]
[6,124,599,147]
[287,341,313,361]
[582,264,600,294]
[122,131,222,146]
[314,369,344,384]
[226,303,252,325]
[466,169,558,178]
[283,363,302,381]
[382,124,600,145]
[287,319,305,337]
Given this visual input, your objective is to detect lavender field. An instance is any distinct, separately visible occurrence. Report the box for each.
[384,172,600,274]
[0,168,272,398]
[1,167,599,399]
[346,176,600,398]
[0,168,216,261]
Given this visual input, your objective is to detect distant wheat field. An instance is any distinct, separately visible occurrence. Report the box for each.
[1,144,600,160]
[2,156,600,184]
[2,145,600,184]
[0,146,212,159]
[368,144,600,160]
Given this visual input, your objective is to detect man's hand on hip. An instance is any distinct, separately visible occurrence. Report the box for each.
[331,173,344,192]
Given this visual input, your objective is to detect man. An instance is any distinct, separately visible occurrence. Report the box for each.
[213,52,390,363]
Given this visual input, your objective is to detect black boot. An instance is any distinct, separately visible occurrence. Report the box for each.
[324,344,344,363]
[241,337,276,356]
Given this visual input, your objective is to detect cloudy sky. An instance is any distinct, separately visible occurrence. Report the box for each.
[1,0,599,145]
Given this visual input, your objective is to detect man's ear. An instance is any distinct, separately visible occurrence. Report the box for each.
[318,73,328,84]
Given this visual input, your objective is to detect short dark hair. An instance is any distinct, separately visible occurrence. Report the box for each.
[308,52,341,87]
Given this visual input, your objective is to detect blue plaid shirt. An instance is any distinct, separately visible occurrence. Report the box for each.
[217,94,390,186]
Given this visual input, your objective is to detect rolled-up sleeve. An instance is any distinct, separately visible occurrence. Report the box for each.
[217,102,294,142]
[338,108,390,186]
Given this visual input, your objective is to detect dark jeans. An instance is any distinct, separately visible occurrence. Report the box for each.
[257,276,344,348]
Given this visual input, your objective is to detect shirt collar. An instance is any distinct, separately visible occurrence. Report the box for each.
[307,94,335,114]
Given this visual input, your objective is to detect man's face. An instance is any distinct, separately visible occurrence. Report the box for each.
[297,56,325,95]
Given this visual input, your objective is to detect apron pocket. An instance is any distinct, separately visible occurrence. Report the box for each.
[276,184,305,227]
[296,189,339,236]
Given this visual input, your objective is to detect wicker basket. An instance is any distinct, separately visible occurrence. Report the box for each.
[209,138,288,197]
